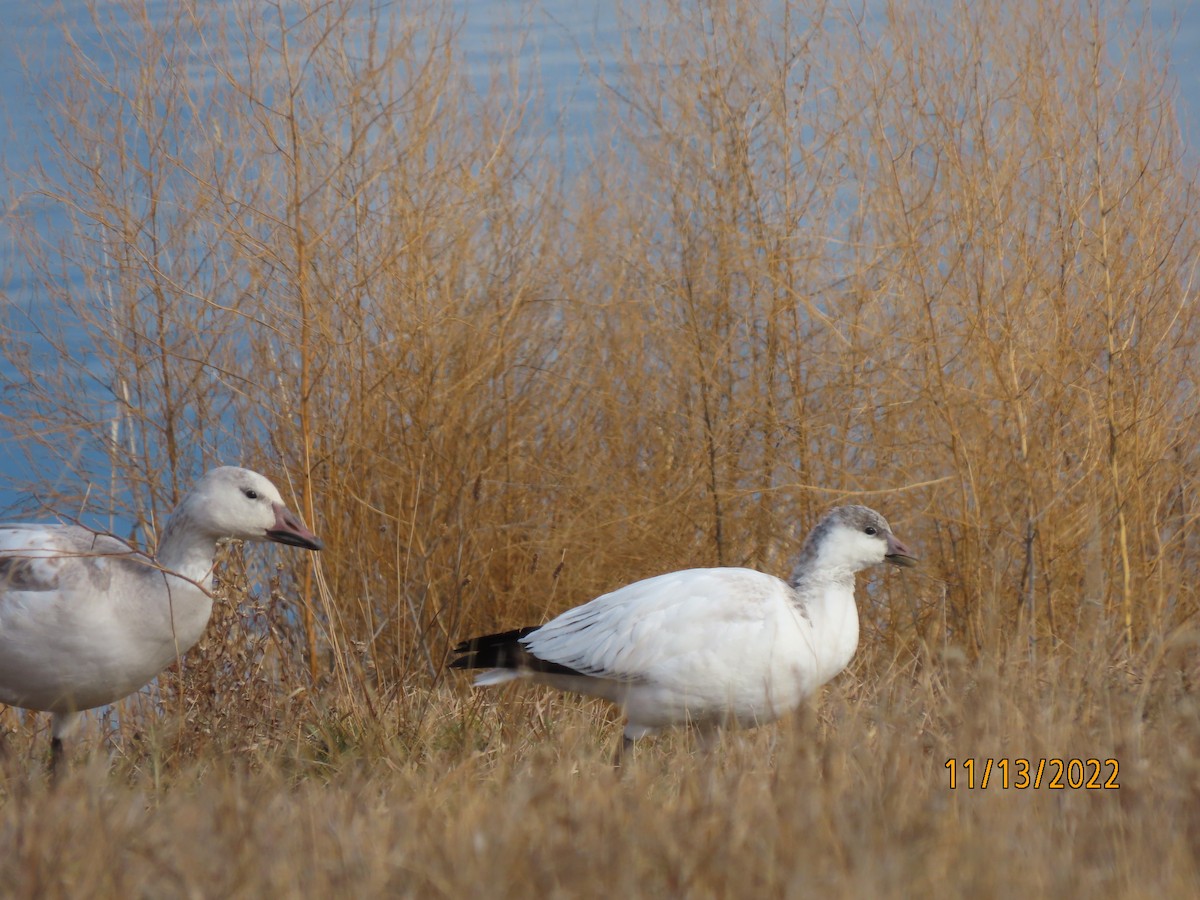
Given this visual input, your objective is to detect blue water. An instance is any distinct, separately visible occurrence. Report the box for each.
[0,0,620,519]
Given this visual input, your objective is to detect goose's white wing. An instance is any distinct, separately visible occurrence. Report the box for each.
[0,524,138,594]
[522,567,800,683]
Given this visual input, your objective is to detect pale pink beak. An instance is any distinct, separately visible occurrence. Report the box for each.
[885,532,917,567]
[266,503,324,551]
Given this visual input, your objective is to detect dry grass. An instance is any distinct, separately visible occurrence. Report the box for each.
[1,0,1199,895]
[2,624,1198,897]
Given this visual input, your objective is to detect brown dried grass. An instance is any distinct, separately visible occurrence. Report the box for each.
[1,0,1199,895]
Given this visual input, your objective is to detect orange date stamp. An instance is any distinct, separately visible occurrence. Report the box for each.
[945,758,1119,789]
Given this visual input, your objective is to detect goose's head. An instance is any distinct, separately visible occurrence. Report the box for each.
[803,505,916,575]
[178,467,324,551]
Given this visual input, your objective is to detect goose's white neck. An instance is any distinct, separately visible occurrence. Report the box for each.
[154,504,220,589]
[149,511,221,654]
[791,574,861,685]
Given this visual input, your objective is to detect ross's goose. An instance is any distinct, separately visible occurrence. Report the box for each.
[451,505,916,764]
[0,466,323,767]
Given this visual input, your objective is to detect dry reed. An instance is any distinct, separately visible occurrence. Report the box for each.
[1,0,1198,895]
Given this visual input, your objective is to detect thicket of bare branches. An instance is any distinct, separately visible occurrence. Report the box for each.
[2,0,1197,723]
[4,3,1200,894]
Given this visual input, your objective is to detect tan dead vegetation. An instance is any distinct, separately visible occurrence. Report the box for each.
[1,0,1199,894]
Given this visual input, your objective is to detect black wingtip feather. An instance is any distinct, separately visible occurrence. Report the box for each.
[449,625,587,677]
[450,625,540,658]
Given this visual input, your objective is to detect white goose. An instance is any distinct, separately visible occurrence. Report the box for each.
[0,466,323,766]
[451,505,916,764]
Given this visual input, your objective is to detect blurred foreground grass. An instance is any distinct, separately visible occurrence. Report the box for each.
[2,613,1196,898]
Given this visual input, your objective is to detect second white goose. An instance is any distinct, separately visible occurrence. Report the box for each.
[451,505,916,764]
[0,466,323,767]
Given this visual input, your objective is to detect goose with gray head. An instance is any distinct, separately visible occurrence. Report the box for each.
[0,466,323,769]
[450,505,915,765]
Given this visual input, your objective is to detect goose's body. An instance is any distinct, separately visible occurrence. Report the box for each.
[0,467,323,762]
[451,505,915,761]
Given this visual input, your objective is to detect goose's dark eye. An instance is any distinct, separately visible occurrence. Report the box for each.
[242,488,259,500]
[864,526,878,536]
